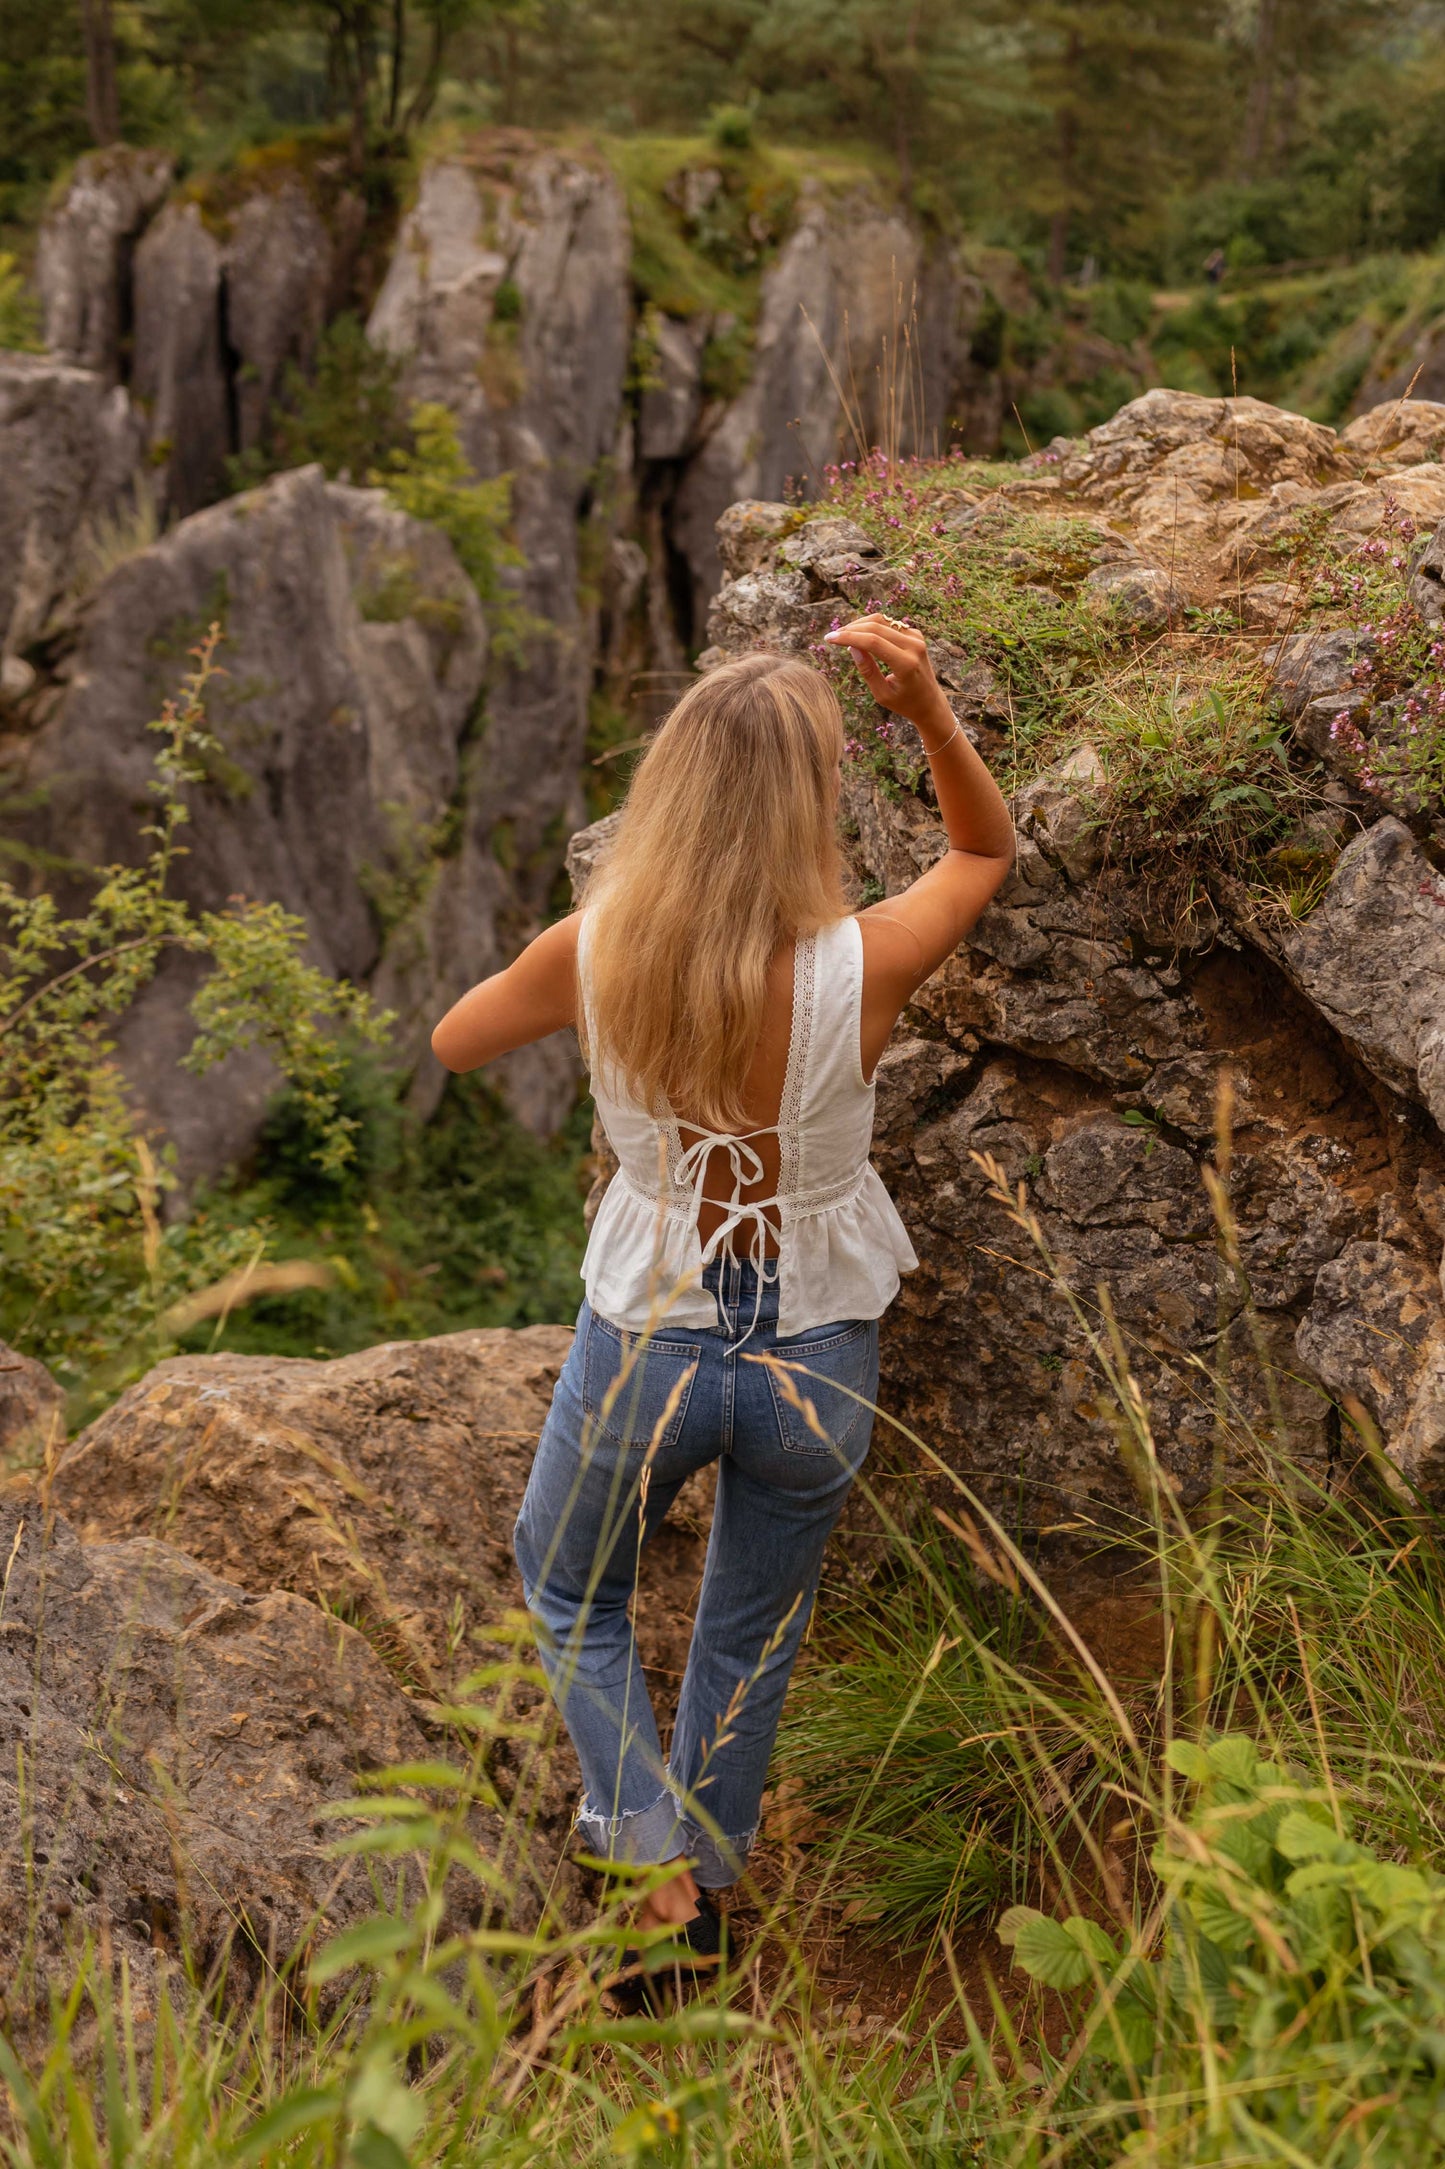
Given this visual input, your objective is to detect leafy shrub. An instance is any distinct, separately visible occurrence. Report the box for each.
[374,402,532,655]
[708,101,757,152]
[0,628,389,1405]
[1003,1733,1445,2158]
[0,252,41,351]
[225,311,408,491]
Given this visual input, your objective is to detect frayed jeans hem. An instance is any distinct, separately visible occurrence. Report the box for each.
[574,1788,687,1868]
[678,1814,758,1891]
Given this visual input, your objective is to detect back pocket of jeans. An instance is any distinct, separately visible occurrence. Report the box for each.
[582,1312,700,1451]
[766,1321,876,1457]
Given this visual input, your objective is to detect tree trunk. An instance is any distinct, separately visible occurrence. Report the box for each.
[1239,0,1279,179]
[403,5,448,133]
[387,0,406,130]
[1047,29,1081,285]
[79,0,120,146]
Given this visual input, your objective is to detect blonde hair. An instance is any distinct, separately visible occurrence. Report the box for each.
[582,653,848,1132]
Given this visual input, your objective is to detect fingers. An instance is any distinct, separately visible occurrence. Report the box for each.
[824,620,924,673]
[852,647,889,695]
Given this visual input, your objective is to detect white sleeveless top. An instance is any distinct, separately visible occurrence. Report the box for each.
[578,913,918,1337]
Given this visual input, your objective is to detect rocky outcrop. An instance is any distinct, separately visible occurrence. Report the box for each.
[40,154,355,517]
[4,463,518,1175]
[37,147,174,381]
[221,182,333,458]
[0,1492,442,2037]
[0,354,145,671]
[615,461,1445,1526]
[1006,387,1445,602]
[368,143,632,992]
[131,201,230,513]
[0,1340,65,1466]
[28,1320,713,2008]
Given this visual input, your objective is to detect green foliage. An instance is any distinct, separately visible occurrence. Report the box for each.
[374,401,531,652]
[0,627,390,1407]
[0,252,41,350]
[1004,1735,1445,2156]
[226,310,408,489]
[196,1065,591,1357]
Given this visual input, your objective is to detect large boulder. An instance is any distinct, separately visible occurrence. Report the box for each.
[50,1325,714,1896]
[0,1493,450,2044]
[37,147,173,380]
[0,354,145,666]
[9,463,502,1175]
[639,492,1445,1523]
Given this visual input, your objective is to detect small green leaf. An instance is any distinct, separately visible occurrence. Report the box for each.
[1165,1740,1211,1782]
[1063,1916,1119,1964]
[1273,1809,1339,1862]
[1004,1911,1099,1990]
[1205,1736,1259,1786]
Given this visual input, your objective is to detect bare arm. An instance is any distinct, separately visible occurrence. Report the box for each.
[823,614,1015,1071]
[431,913,580,1073]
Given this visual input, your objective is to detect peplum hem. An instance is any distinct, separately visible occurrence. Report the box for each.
[581,1164,917,1339]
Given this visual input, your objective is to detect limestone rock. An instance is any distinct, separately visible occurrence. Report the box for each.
[0,1493,450,2040]
[51,1327,714,1885]
[1341,398,1445,469]
[638,313,707,461]
[1084,558,1182,632]
[1296,1239,1445,1441]
[1230,819,1445,1140]
[52,1327,574,1677]
[0,354,145,659]
[715,501,803,578]
[669,184,972,624]
[0,1341,65,1467]
[369,143,629,1067]
[222,183,332,457]
[1265,625,1375,720]
[1410,515,1445,626]
[1035,389,1353,592]
[37,148,173,379]
[131,201,229,514]
[11,465,493,1177]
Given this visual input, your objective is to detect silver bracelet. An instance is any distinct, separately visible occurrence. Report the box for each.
[920,719,962,758]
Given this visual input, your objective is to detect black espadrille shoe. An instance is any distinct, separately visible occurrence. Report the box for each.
[595,1892,729,2016]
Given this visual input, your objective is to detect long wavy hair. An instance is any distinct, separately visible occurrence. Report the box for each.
[581,652,848,1132]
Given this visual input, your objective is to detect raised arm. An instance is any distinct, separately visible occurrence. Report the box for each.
[431,912,580,1074]
[823,614,1015,1070]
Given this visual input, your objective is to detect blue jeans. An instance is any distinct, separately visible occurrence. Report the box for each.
[513,1254,878,1888]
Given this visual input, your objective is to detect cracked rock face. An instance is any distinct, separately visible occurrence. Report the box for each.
[43,1322,713,1972]
[0,354,146,665]
[6,464,506,1177]
[37,148,174,381]
[652,486,1445,1525]
[0,1492,447,2048]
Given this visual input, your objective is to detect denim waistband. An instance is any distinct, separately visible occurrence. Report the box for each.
[701,1251,780,1339]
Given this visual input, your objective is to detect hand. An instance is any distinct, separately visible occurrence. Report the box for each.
[823,614,955,741]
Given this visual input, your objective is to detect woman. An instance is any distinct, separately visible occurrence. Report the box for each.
[432,615,1014,1993]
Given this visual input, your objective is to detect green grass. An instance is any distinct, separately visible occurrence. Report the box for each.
[16,1144,1445,2162]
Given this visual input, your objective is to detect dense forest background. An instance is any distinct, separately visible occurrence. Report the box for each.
[8,1,1445,287]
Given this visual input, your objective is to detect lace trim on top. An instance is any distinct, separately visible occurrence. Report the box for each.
[777,933,816,1203]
